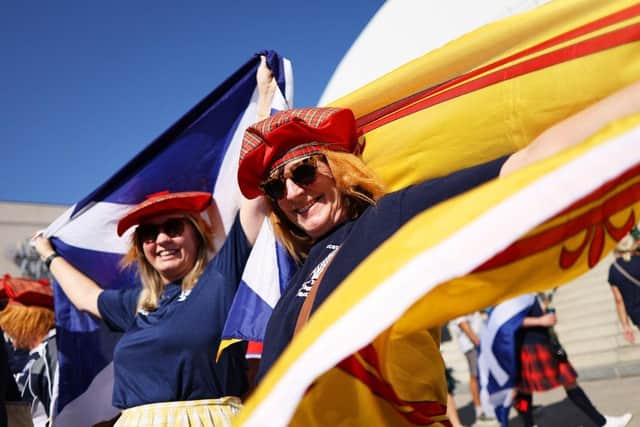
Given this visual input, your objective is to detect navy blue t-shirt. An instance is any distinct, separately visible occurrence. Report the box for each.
[608,255,640,327]
[257,156,508,381]
[515,300,550,345]
[98,215,250,409]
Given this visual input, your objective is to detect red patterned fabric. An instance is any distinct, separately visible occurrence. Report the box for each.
[238,107,364,199]
[517,343,577,392]
[1,275,53,309]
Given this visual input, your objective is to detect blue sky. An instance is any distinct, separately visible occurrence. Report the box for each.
[0,2,383,205]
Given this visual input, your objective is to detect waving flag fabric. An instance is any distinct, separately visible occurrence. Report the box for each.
[477,294,536,426]
[237,1,640,425]
[43,51,293,426]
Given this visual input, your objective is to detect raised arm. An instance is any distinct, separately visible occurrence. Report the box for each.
[239,55,276,245]
[500,80,640,176]
[32,235,103,318]
[256,55,277,122]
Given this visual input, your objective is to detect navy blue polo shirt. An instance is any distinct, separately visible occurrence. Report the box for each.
[257,156,508,381]
[515,300,550,345]
[608,255,640,327]
[98,215,250,409]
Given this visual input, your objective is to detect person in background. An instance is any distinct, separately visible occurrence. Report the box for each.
[0,277,57,427]
[608,227,640,344]
[514,294,632,427]
[1,326,16,427]
[451,312,493,422]
[444,366,467,427]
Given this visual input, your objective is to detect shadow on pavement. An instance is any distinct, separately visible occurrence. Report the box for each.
[458,399,599,427]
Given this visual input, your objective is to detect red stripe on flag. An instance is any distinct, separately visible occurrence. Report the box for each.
[359,22,640,134]
[356,3,640,129]
[475,165,640,272]
[337,345,450,425]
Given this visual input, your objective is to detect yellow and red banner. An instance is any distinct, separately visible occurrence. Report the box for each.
[237,1,640,425]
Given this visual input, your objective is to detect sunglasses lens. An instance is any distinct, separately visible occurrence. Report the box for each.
[261,157,321,199]
[163,218,185,237]
[138,224,159,243]
[291,163,317,186]
[137,218,185,243]
[262,179,286,199]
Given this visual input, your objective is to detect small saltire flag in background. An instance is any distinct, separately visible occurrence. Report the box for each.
[43,50,293,426]
[237,0,640,425]
[477,294,536,426]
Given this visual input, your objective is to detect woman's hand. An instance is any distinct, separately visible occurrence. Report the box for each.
[256,55,276,121]
[623,325,636,344]
[32,233,55,259]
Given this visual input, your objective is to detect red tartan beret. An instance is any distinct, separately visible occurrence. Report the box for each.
[1,275,53,309]
[117,191,212,236]
[238,107,364,199]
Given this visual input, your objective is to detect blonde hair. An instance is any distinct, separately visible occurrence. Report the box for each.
[0,303,55,350]
[268,150,386,263]
[615,234,639,262]
[120,213,214,312]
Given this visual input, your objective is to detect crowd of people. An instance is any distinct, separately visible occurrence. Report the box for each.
[2,58,640,426]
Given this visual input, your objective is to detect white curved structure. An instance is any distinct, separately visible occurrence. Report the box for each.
[319,0,551,105]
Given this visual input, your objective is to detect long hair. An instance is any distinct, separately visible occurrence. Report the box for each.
[268,150,386,264]
[120,213,214,312]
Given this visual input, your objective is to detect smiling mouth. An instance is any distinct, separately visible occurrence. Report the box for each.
[157,249,179,257]
[295,196,322,215]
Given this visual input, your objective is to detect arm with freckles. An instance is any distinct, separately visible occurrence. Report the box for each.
[500,80,640,177]
[32,235,103,318]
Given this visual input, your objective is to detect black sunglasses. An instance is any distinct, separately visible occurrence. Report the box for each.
[137,217,187,243]
[260,156,321,200]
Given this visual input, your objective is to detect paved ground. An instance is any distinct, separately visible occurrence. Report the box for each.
[453,375,640,426]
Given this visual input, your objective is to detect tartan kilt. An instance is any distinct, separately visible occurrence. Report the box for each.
[516,343,577,393]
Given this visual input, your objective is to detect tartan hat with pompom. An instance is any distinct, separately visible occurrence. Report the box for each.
[237,107,365,199]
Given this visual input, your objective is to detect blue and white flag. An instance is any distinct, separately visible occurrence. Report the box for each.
[43,51,293,426]
[477,293,536,426]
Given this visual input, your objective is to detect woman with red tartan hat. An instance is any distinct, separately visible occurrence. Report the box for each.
[30,58,275,427]
[236,81,640,426]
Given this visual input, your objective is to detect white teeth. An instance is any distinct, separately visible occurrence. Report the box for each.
[158,250,177,257]
[296,200,316,214]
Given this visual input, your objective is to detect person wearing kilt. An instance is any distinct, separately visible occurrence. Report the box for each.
[514,297,631,427]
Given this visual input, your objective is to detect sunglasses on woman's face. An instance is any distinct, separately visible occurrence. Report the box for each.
[260,156,321,200]
[137,217,187,244]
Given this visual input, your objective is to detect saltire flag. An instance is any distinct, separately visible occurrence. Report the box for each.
[219,218,297,359]
[42,50,293,426]
[477,294,536,426]
[237,1,640,425]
